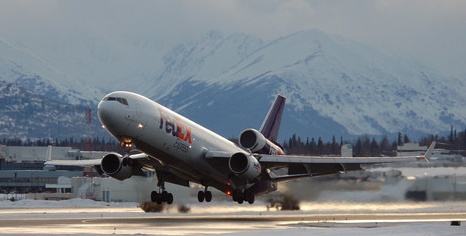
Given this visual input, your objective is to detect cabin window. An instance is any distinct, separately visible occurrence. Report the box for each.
[117,97,129,105]
[106,97,129,106]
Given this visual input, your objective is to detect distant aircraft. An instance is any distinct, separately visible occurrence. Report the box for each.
[47,91,434,204]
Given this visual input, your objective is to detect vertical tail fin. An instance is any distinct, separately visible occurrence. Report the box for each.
[259,95,286,142]
[420,141,436,164]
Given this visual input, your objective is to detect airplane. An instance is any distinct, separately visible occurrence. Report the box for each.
[47,91,434,204]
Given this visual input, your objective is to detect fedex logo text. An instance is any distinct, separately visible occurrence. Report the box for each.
[159,111,192,144]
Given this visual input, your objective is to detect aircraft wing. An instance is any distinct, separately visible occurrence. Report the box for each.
[256,155,420,182]
[45,152,190,187]
[259,155,423,165]
[257,141,435,182]
[260,155,415,177]
[45,158,102,166]
[45,153,152,168]
[45,153,158,177]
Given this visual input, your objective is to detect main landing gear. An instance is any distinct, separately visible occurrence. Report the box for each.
[232,190,255,204]
[151,172,174,204]
[151,190,173,204]
[197,187,212,202]
[118,138,175,205]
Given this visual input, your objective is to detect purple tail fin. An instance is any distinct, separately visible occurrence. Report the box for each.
[259,95,286,143]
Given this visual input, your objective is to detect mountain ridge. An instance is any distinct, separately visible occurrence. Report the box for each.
[0,29,464,141]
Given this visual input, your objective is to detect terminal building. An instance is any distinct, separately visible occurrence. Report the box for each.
[397,143,465,163]
[0,145,164,202]
[0,145,106,194]
[1,143,465,203]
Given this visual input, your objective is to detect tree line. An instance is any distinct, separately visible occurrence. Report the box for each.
[283,126,466,157]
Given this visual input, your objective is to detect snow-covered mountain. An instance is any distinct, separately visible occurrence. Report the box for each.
[0,38,102,105]
[142,30,466,140]
[0,29,464,141]
[0,81,106,140]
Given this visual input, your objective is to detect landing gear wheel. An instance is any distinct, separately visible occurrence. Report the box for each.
[161,191,173,204]
[151,191,158,202]
[151,191,174,204]
[245,193,255,204]
[197,191,205,202]
[152,172,174,205]
[151,191,163,204]
[232,190,244,204]
[166,193,173,204]
[205,191,212,202]
[162,191,169,200]
[156,194,163,204]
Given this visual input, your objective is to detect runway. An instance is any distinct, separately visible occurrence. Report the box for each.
[0,206,465,235]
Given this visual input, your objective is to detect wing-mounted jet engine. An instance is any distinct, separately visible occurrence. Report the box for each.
[228,152,261,180]
[239,128,284,155]
[100,153,133,181]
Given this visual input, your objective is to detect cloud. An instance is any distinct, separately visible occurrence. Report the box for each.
[0,0,465,76]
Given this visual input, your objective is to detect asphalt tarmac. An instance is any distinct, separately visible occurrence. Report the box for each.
[0,208,465,235]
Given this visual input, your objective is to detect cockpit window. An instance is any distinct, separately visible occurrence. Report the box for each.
[106,97,129,106]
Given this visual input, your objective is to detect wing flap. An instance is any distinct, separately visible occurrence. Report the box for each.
[287,162,363,176]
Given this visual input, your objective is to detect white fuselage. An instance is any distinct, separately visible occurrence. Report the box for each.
[97,91,247,192]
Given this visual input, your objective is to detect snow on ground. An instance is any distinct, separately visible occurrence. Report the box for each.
[0,196,139,209]
[0,198,465,235]
[2,196,466,215]
[224,223,465,236]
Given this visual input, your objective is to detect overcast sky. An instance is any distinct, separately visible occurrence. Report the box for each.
[1,0,465,76]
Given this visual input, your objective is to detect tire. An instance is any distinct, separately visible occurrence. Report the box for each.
[151,191,158,202]
[197,191,205,202]
[167,193,173,204]
[205,191,212,202]
[162,191,168,200]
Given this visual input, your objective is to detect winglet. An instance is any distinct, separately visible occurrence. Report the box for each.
[259,95,286,142]
[418,141,436,164]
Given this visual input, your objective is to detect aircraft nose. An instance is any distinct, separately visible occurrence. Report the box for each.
[97,98,114,127]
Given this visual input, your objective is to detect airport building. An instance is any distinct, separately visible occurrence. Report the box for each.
[2,144,466,203]
[70,175,161,203]
[397,143,466,163]
[0,145,107,194]
[0,145,163,202]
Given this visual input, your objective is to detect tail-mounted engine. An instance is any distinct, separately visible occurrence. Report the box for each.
[239,128,284,155]
[229,152,261,180]
[100,153,133,181]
